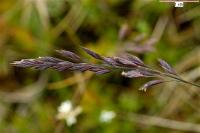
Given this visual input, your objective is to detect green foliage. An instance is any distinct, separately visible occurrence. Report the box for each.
[0,0,200,132]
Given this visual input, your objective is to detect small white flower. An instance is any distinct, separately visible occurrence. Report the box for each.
[57,100,82,126]
[99,110,116,123]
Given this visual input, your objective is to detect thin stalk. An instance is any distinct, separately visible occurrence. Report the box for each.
[140,66,200,88]
[108,64,200,88]
[161,73,200,88]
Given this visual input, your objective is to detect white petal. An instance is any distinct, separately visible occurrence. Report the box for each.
[100,110,116,123]
[66,116,76,126]
[58,100,72,113]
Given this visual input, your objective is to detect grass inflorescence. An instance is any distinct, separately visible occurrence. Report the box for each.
[11,47,200,92]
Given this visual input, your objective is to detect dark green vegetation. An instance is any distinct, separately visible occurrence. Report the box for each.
[1,0,200,132]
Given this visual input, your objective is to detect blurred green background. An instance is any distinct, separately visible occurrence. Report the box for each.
[0,0,200,132]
